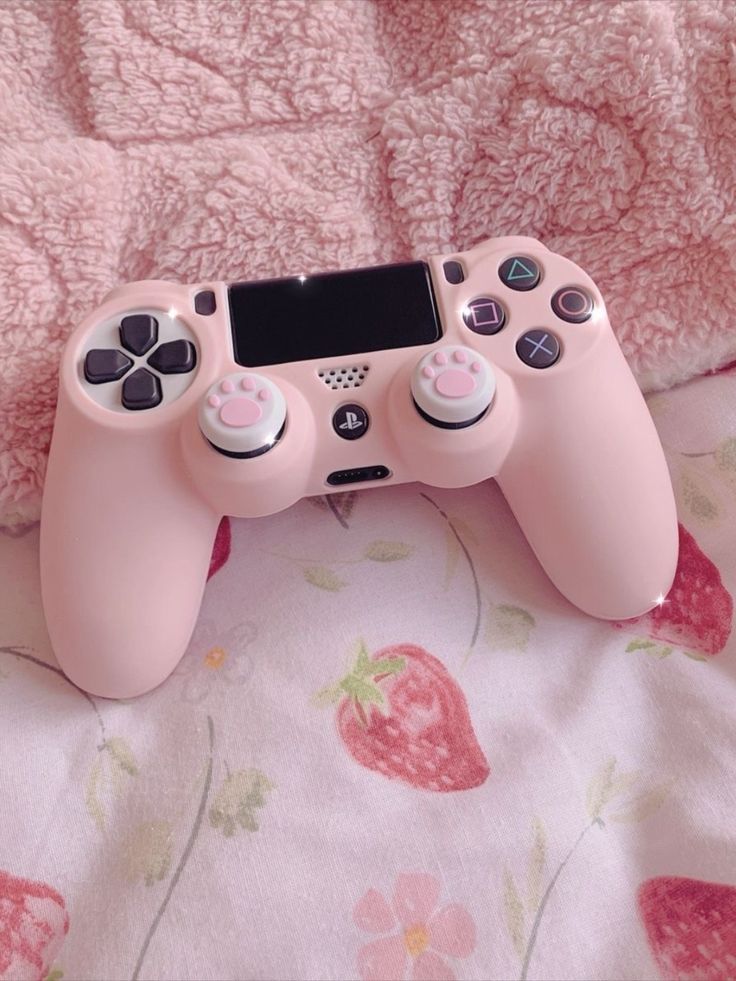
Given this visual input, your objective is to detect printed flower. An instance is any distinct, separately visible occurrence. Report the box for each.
[354,873,476,981]
[0,869,68,981]
[174,618,256,703]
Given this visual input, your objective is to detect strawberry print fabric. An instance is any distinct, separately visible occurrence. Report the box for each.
[0,366,735,980]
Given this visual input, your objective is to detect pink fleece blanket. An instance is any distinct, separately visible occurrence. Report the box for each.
[1,0,736,530]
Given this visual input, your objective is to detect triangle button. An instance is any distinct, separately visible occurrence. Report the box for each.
[499,255,541,291]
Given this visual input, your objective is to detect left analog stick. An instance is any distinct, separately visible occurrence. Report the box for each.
[199,373,286,458]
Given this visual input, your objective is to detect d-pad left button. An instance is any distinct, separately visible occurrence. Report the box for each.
[122,368,162,410]
[84,349,132,384]
[120,314,158,356]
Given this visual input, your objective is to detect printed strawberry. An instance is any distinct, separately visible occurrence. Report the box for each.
[317,643,490,792]
[0,869,69,981]
[616,524,733,658]
[207,517,232,580]
[638,876,736,980]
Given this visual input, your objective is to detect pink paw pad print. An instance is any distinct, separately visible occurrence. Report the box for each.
[199,372,287,457]
[412,345,495,428]
[207,376,272,427]
[421,349,484,397]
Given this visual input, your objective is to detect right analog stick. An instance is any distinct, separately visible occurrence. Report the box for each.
[199,373,286,458]
[411,346,495,429]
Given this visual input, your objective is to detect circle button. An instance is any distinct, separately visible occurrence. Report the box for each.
[462,297,506,335]
[551,287,594,323]
[516,330,561,369]
[333,403,369,440]
[499,255,540,291]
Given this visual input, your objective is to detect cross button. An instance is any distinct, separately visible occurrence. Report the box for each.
[516,329,561,369]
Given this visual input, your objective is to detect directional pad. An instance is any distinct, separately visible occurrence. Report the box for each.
[122,368,162,410]
[120,314,158,356]
[84,349,132,384]
[147,340,196,375]
[81,307,198,413]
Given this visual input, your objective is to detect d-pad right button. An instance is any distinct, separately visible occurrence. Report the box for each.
[147,339,197,374]
[551,287,594,324]
[516,330,560,369]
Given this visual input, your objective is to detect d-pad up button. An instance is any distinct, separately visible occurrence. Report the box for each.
[120,314,158,356]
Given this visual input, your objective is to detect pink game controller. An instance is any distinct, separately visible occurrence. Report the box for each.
[40,236,679,698]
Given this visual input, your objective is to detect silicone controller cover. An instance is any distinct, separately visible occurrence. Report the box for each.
[40,237,679,698]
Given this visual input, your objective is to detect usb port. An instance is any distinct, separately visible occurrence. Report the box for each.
[326,465,391,487]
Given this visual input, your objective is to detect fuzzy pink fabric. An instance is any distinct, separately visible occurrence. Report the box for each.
[1,0,735,529]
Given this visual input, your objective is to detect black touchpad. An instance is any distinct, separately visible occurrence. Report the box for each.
[229,262,441,367]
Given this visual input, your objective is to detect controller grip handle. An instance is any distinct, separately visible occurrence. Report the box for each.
[496,337,678,619]
[40,401,220,698]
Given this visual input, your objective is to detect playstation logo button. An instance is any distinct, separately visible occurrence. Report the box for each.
[333,403,369,439]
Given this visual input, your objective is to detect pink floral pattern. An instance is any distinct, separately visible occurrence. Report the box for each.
[0,869,68,981]
[354,873,475,981]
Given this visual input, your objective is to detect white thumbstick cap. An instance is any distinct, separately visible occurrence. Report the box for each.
[199,372,287,457]
[411,345,495,428]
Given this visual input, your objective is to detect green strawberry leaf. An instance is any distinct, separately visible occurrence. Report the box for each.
[648,645,673,659]
[368,656,405,678]
[682,650,709,663]
[311,684,343,707]
[626,638,656,652]
[340,675,385,706]
[353,643,373,677]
